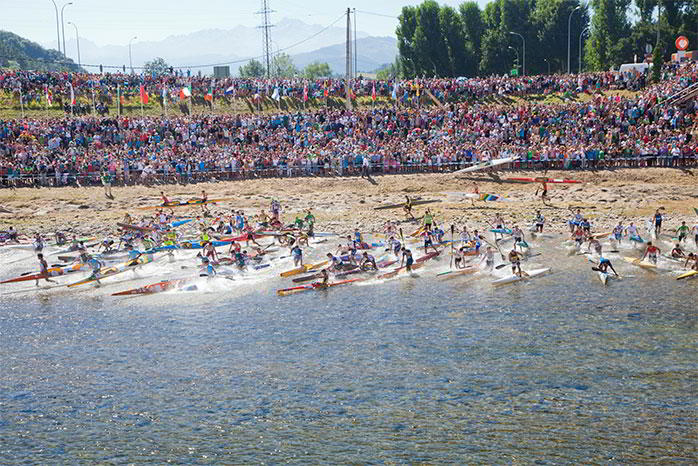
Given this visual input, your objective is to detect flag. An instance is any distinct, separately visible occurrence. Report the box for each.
[204,87,213,102]
[371,82,376,101]
[391,82,398,100]
[162,87,167,103]
[303,83,308,102]
[45,85,53,106]
[180,86,191,100]
[69,82,75,105]
[225,85,235,95]
[323,81,329,98]
[140,84,149,104]
[271,87,280,102]
[120,95,125,106]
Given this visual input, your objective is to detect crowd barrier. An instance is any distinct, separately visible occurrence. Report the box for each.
[1,155,696,188]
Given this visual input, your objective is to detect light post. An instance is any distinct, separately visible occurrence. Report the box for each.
[508,46,520,75]
[579,27,590,74]
[544,58,551,75]
[508,31,525,75]
[49,0,61,54]
[568,5,581,74]
[60,2,72,58]
[67,21,80,68]
[129,36,137,74]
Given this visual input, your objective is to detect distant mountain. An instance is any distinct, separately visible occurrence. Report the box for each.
[0,30,78,71]
[53,17,371,73]
[292,36,397,75]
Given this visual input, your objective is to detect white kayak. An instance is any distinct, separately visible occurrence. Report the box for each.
[597,270,609,285]
[491,267,550,286]
[454,156,519,174]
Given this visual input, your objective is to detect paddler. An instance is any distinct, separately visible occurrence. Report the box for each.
[163,228,177,246]
[270,199,281,219]
[305,210,315,231]
[35,253,57,286]
[492,213,506,240]
[676,221,690,243]
[453,247,468,269]
[202,241,219,263]
[122,212,133,225]
[534,211,545,233]
[353,228,364,246]
[587,237,602,255]
[423,209,434,230]
[568,208,583,233]
[228,240,241,257]
[388,235,401,258]
[98,237,115,253]
[55,231,67,246]
[403,196,415,221]
[535,181,549,206]
[572,225,585,249]
[511,225,526,252]
[199,190,210,216]
[693,222,698,246]
[125,243,143,263]
[8,226,18,242]
[580,218,591,235]
[641,241,660,264]
[596,257,619,276]
[199,256,217,277]
[326,252,343,272]
[422,228,439,254]
[400,248,414,272]
[318,268,330,286]
[294,215,304,230]
[234,250,248,269]
[653,209,663,236]
[360,252,377,270]
[291,244,303,267]
[33,234,44,253]
[626,222,641,242]
[508,248,523,277]
[683,253,698,271]
[671,244,685,259]
[612,222,624,245]
[141,235,155,251]
[480,246,495,271]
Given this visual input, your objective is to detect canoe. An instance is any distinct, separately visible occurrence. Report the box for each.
[597,270,609,285]
[506,177,583,184]
[490,228,512,235]
[373,199,441,211]
[437,266,478,279]
[139,198,232,210]
[67,255,154,288]
[454,156,518,174]
[377,250,439,279]
[1,262,89,284]
[280,260,328,278]
[491,267,551,286]
[277,278,363,296]
[112,278,191,296]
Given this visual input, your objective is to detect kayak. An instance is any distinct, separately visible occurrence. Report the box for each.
[490,228,512,235]
[454,156,518,174]
[277,278,363,296]
[377,250,440,279]
[374,199,441,211]
[463,193,507,201]
[506,177,583,184]
[437,266,477,279]
[491,267,551,286]
[597,270,609,285]
[280,261,328,278]
[677,270,698,280]
[629,236,644,243]
[0,262,89,284]
[139,198,232,210]
[333,260,397,279]
[67,255,154,288]
[112,278,191,296]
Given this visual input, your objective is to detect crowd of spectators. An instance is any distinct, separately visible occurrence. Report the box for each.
[1,62,698,187]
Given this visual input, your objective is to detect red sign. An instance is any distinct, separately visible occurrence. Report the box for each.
[675,35,689,51]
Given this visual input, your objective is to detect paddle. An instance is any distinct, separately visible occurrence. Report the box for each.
[494,253,542,269]
[449,224,455,270]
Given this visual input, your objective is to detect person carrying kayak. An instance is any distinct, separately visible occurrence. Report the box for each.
[641,241,660,264]
[594,257,619,276]
[35,253,57,286]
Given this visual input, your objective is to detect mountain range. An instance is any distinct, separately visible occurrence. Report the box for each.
[47,17,397,75]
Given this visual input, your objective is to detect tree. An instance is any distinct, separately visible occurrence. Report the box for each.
[460,1,485,75]
[376,59,400,80]
[440,6,470,76]
[271,53,298,78]
[396,6,419,77]
[143,57,170,77]
[239,59,265,78]
[303,61,331,79]
[585,0,632,71]
[413,0,450,76]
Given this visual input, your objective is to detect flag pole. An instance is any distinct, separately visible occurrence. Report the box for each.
[117,84,121,117]
[45,87,49,119]
[164,88,168,117]
[140,86,144,118]
[91,80,96,116]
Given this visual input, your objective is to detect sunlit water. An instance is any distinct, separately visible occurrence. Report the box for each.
[1,239,696,463]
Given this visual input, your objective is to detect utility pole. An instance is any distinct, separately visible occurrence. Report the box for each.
[353,8,357,78]
[257,0,275,78]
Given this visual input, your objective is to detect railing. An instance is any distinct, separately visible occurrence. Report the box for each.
[1,154,696,188]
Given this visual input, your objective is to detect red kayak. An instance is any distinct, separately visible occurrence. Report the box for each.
[112,278,191,296]
[277,278,363,296]
[506,177,583,184]
[1,262,88,284]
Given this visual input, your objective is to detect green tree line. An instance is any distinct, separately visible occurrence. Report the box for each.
[397,0,698,78]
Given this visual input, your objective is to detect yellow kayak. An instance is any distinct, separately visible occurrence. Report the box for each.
[622,256,657,269]
[676,270,698,280]
[280,260,328,278]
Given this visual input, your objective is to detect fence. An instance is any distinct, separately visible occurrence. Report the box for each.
[1,154,696,188]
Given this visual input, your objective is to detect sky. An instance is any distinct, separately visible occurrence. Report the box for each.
[1,0,489,47]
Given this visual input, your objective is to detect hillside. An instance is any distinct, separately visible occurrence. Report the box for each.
[292,37,397,75]
[0,30,78,71]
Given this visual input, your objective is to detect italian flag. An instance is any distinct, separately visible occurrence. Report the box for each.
[371,82,376,101]
[204,86,213,102]
[140,84,149,104]
[180,86,192,100]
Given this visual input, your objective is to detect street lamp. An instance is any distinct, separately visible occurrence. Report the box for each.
[129,36,137,74]
[509,31,525,75]
[579,27,590,74]
[60,2,72,58]
[508,46,520,74]
[67,21,80,68]
[568,5,581,74]
[49,0,61,54]
[544,58,551,75]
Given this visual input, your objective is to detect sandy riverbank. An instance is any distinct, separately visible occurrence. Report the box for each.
[1,168,697,238]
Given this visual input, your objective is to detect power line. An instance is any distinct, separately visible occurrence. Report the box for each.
[355,10,398,19]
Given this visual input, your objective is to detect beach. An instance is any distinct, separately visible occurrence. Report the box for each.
[1,168,697,237]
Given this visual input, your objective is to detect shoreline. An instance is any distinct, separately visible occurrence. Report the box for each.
[1,168,697,239]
